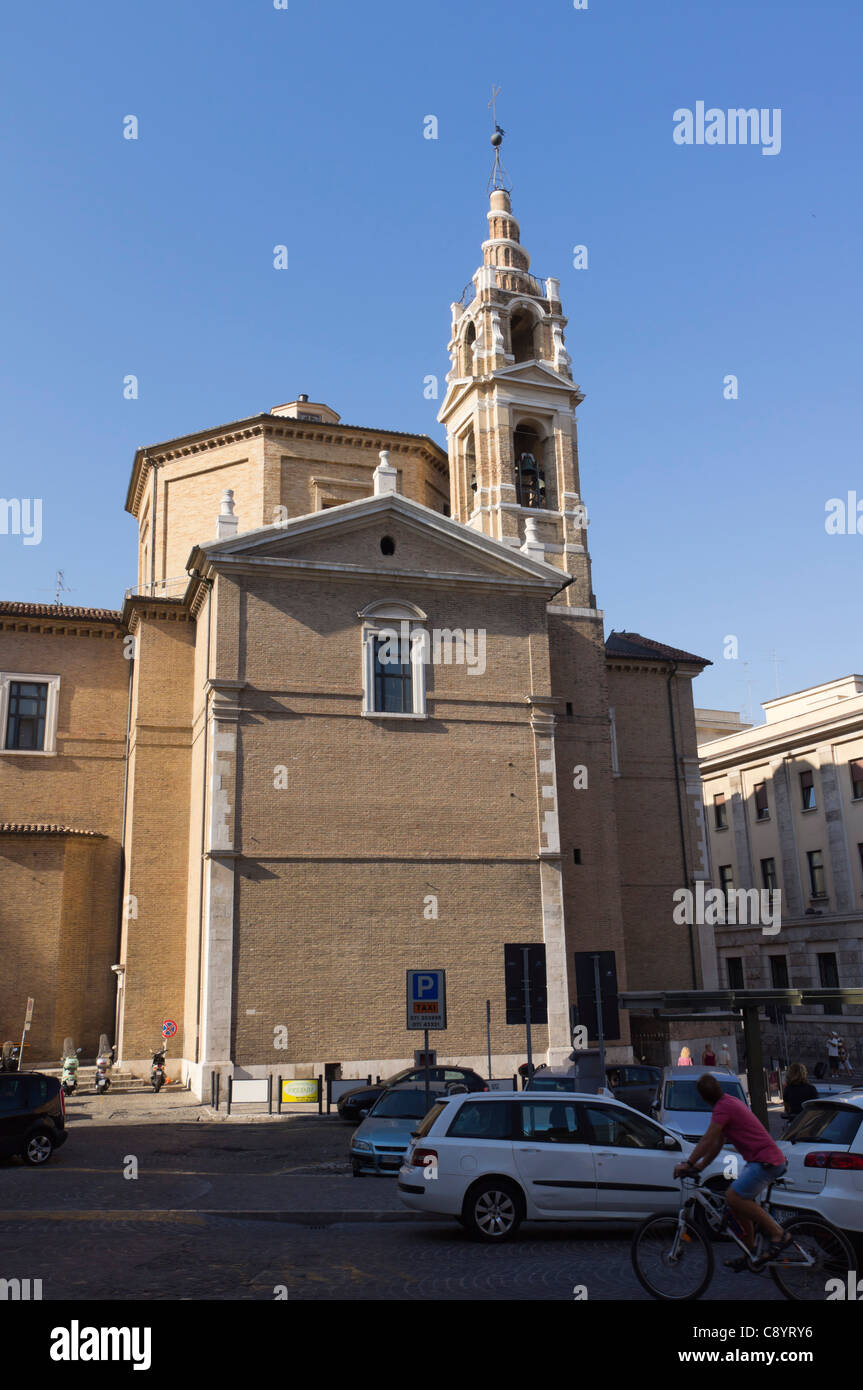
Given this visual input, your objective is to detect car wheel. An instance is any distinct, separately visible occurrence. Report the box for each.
[463,1178,524,1242]
[22,1131,54,1166]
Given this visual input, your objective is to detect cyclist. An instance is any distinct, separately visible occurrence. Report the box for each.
[673,1072,791,1269]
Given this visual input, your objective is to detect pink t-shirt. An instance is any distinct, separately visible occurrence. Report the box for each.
[712,1094,785,1166]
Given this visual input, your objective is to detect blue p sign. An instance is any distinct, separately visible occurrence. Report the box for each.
[406,969,446,1029]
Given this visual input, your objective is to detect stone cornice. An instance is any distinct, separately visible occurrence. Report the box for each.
[700,706,863,774]
[126,415,449,517]
[122,595,193,632]
[0,613,126,640]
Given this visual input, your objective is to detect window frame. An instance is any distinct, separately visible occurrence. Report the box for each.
[807,848,827,899]
[358,601,428,720]
[800,769,817,811]
[713,793,728,830]
[850,760,863,802]
[0,672,61,756]
[753,781,770,821]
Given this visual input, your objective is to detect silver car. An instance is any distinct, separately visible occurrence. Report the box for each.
[652,1065,748,1145]
[350,1083,451,1176]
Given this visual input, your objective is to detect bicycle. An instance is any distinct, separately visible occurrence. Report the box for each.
[631,1172,856,1301]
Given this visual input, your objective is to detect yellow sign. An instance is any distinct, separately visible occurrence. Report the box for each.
[281,1079,318,1103]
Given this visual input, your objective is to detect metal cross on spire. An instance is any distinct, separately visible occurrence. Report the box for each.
[487,85,512,193]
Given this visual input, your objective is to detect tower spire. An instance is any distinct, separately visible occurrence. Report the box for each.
[487,85,512,194]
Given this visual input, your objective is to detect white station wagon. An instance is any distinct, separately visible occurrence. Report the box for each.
[399,1089,722,1240]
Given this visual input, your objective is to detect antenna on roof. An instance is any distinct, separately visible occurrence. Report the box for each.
[55,570,73,606]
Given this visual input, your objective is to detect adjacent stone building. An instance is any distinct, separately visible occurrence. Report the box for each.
[0,177,718,1093]
[699,677,863,1068]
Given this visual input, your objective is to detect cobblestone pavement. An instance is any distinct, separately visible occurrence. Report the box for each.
[0,1213,787,1301]
[0,1217,789,1301]
[0,1096,799,1301]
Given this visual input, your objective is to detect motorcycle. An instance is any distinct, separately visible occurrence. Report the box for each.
[150,1046,167,1093]
[61,1038,81,1095]
[94,1034,114,1095]
[0,1040,20,1073]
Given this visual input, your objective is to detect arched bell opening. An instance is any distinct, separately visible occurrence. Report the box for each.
[510,306,538,363]
[513,421,549,510]
[461,320,477,376]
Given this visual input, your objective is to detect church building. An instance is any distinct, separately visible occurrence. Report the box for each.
[0,170,720,1094]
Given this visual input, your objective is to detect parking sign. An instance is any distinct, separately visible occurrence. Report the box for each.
[406,969,447,1031]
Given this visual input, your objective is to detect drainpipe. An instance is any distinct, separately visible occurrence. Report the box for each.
[667,662,698,988]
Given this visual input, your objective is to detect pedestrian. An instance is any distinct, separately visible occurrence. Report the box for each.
[838,1040,853,1077]
[782,1062,818,1118]
[677,1046,693,1067]
[701,1044,716,1066]
[826,1031,840,1075]
[719,1042,732,1070]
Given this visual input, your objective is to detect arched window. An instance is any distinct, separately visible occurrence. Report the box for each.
[513,423,547,509]
[462,319,477,375]
[510,306,538,363]
[357,600,428,718]
[464,428,477,500]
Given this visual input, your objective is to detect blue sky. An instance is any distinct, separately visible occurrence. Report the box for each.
[0,0,859,721]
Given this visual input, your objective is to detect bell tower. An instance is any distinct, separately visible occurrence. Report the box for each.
[438,128,595,610]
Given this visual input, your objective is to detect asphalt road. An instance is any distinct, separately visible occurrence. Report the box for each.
[0,1095,789,1300]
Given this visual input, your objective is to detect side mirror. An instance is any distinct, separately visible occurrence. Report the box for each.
[77,1048,82,1055]
[663,1134,680,1150]
[359,1109,369,1119]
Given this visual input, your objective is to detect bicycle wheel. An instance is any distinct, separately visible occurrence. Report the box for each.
[770,1216,856,1301]
[632,1214,714,1301]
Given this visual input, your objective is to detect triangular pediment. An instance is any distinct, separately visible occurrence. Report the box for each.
[439,364,583,424]
[189,493,569,592]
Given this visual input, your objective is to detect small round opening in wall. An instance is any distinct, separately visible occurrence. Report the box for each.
[380,535,396,556]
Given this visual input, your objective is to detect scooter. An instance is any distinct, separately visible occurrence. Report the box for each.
[150,1046,167,1092]
[94,1034,114,1095]
[61,1039,81,1095]
[0,1041,19,1073]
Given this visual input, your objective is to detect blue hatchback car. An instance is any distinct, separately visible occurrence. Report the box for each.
[350,1084,451,1175]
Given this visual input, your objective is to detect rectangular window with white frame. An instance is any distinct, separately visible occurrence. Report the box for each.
[359,603,428,719]
[0,673,61,754]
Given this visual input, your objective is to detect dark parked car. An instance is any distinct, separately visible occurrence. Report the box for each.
[607,1064,662,1115]
[525,1055,660,1115]
[0,1071,68,1165]
[337,1066,488,1122]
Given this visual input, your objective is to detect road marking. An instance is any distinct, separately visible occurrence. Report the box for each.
[3,1167,345,1177]
[0,1210,207,1224]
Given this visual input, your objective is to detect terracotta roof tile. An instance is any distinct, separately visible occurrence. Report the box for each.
[0,602,124,623]
[606,630,711,667]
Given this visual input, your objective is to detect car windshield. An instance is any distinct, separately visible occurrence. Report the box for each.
[383,1068,414,1086]
[370,1090,438,1119]
[664,1079,746,1111]
[783,1104,862,1146]
[530,1076,577,1092]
